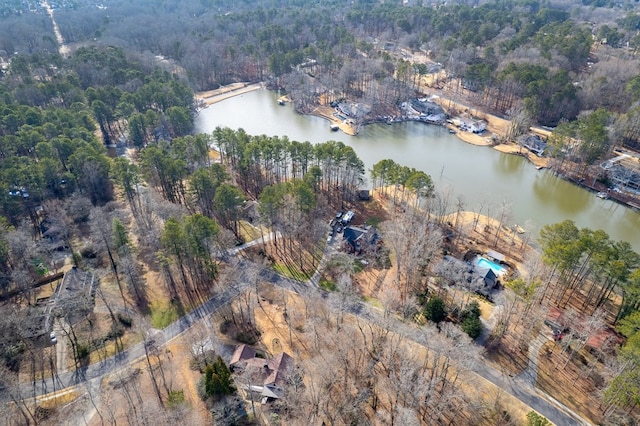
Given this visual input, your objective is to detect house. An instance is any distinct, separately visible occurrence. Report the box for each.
[451,117,487,134]
[230,345,294,402]
[343,225,378,255]
[608,164,640,192]
[544,307,622,354]
[519,134,547,157]
[402,98,446,124]
[437,255,499,297]
[600,152,640,192]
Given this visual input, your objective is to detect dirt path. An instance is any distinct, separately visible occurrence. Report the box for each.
[41,0,70,57]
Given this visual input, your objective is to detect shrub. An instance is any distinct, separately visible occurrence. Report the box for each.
[200,356,235,401]
[461,315,483,339]
[424,296,447,323]
[167,389,185,408]
[460,301,482,339]
[319,278,337,291]
[235,331,257,345]
[117,314,132,328]
[526,411,551,426]
[76,343,90,360]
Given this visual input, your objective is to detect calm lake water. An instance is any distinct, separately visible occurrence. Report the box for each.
[195,89,640,252]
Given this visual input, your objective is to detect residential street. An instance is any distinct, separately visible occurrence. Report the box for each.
[12,248,589,425]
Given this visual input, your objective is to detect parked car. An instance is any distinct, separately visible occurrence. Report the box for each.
[50,332,57,344]
[341,210,354,224]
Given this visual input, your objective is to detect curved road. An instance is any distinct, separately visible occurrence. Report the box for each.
[13,252,588,425]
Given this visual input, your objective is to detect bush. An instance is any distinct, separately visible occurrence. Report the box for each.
[461,315,483,339]
[219,320,232,334]
[117,314,133,328]
[76,343,90,360]
[526,411,551,426]
[424,296,447,323]
[460,301,482,339]
[167,389,185,408]
[319,278,337,291]
[235,331,257,345]
[200,356,235,401]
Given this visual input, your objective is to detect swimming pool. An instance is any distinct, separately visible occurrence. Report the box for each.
[475,256,506,276]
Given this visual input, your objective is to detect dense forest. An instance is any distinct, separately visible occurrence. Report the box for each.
[2,0,640,424]
[2,0,640,125]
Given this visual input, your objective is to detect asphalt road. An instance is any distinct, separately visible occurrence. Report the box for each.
[11,256,589,425]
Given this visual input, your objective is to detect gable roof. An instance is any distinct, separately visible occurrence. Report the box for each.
[264,352,294,385]
[230,345,294,389]
[343,226,367,246]
[230,344,257,366]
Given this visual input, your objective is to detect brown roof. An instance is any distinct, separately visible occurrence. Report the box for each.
[230,345,294,386]
[230,344,257,366]
[264,352,294,385]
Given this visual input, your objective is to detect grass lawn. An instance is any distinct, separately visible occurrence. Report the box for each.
[150,300,179,329]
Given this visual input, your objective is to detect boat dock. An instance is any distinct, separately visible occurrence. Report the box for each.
[312,106,358,135]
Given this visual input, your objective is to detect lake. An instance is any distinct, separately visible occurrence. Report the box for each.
[195,89,640,252]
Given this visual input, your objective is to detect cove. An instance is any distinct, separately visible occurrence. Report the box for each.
[195,89,640,253]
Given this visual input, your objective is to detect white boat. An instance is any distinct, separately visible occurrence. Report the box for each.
[596,192,608,199]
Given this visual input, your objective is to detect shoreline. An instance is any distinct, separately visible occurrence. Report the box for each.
[195,82,263,107]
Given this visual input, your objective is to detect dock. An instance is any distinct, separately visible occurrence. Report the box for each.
[312,106,358,136]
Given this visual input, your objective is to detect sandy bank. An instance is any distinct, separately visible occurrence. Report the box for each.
[430,95,552,169]
[493,144,550,169]
[196,82,262,106]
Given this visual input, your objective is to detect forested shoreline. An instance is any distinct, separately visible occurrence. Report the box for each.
[2,0,640,424]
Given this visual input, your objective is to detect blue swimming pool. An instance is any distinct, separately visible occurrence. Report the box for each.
[476,256,506,276]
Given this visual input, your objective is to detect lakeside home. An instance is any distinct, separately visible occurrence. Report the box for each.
[601,153,640,193]
[450,117,487,134]
[519,134,547,157]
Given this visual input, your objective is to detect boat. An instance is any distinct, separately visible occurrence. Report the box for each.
[330,123,339,131]
[596,191,609,199]
[277,98,285,106]
[448,129,456,134]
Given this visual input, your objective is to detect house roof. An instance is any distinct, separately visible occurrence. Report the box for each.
[261,385,284,399]
[486,250,505,262]
[230,344,257,365]
[264,352,294,385]
[476,267,497,281]
[545,307,622,352]
[231,345,294,389]
[343,226,367,245]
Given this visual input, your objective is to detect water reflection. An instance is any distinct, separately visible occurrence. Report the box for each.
[195,89,640,252]
[495,153,525,176]
[532,173,591,214]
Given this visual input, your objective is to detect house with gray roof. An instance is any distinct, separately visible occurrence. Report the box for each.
[519,134,547,156]
[436,255,499,297]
